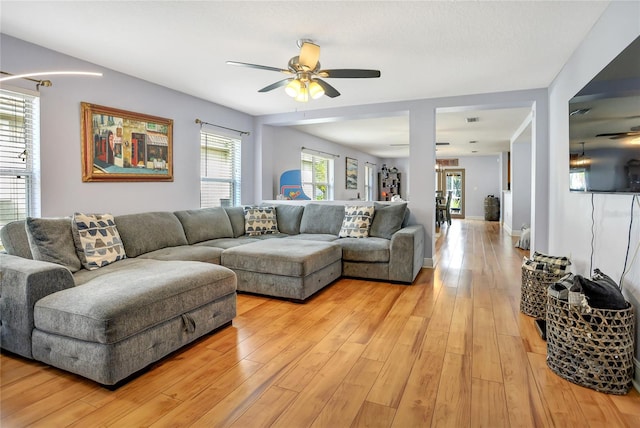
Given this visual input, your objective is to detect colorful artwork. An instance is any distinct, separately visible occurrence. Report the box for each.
[346,157,358,189]
[81,103,173,182]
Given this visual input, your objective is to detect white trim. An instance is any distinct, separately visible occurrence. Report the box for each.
[423,257,434,268]
[503,223,514,236]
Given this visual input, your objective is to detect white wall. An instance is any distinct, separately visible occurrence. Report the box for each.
[263,126,382,200]
[455,155,501,219]
[0,34,256,216]
[548,1,640,359]
[511,141,532,231]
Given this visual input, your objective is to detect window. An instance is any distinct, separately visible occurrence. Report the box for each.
[364,163,375,201]
[0,88,40,248]
[200,131,241,207]
[301,151,334,200]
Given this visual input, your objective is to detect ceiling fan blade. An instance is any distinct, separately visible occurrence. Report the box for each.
[226,61,291,74]
[258,78,293,93]
[299,42,320,70]
[315,79,340,98]
[318,69,381,78]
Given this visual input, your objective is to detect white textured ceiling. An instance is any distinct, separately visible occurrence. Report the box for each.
[0,0,610,157]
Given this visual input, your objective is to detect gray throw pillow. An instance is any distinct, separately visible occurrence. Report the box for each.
[174,207,234,244]
[370,202,407,239]
[26,217,82,272]
[299,204,345,235]
[224,207,246,237]
[273,204,304,235]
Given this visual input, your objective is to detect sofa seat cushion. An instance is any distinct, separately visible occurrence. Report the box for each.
[136,245,223,264]
[222,239,341,277]
[196,237,259,249]
[35,259,236,344]
[284,234,339,242]
[338,237,390,262]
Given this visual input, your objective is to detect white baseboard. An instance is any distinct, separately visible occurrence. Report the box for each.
[633,357,640,393]
[503,223,514,236]
[423,257,434,268]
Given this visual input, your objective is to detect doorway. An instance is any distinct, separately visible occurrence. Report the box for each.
[437,168,465,219]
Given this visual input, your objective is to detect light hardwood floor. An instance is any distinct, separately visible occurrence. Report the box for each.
[2,219,639,427]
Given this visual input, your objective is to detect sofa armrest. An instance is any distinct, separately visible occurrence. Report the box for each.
[388,225,425,283]
[0,254,74,358]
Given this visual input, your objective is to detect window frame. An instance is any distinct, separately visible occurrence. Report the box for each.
[0,86,40,247]
[301,150,334,201]
[200,130,241,207]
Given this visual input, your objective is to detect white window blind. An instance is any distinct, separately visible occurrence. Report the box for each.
[200,131,241,207]
[0,88,40,247]
[301,151,334,200]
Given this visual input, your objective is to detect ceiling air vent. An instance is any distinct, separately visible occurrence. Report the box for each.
[466,117,479,123]
[469,140,478,144]
[435,142,450,146]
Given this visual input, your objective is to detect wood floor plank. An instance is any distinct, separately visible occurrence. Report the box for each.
[472,306,503,383]
[271,342,366,428]
[352,401,396,428]
[527,352,589,427]
[446,296,473,356]
[497,334,552,428]
[470,378,510,428]
[310,357,385,428]
[366,315,429,408]
[228,385,299,428]
[1,219,636,428]
[391,331,448,428]
[431,352,472,427]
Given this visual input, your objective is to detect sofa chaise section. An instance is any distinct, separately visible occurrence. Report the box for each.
[32,258,236,385]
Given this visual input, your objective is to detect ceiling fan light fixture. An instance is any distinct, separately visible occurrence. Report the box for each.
[294,82,309,102]
[285,79,303,98]
[308,80,325,99]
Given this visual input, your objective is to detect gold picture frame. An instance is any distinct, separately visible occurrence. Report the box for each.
[81,102,173,182]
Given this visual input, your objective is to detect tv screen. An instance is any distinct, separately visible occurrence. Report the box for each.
[568,36,640,194]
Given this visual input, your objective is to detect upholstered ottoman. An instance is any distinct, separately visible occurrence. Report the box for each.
[221,239,342,301]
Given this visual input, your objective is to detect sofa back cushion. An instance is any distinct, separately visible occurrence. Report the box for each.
[174,207,234,244]
[224,207,246,238]
[299,204,345,235]
[274,204,304,235]
[25,217,82,272]
[0,220,33,259]
[114,212,188,258]
[370,202,407,239]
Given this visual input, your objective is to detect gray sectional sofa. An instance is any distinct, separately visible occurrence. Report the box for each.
[0,202,424,385]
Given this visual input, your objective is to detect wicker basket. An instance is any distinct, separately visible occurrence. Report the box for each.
[520,267,565,318]
[546,295,635,395]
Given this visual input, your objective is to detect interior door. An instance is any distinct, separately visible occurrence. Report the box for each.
[437,168,465,219]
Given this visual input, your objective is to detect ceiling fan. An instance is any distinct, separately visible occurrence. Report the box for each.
[596,125,640,139]
[226,39,381,102]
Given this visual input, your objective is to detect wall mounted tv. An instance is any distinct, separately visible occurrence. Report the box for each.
[568,35,640,194]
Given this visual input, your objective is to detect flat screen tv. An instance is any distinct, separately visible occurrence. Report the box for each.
[568,35,640,194]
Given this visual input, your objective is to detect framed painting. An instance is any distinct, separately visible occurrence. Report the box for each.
[346,156,358,189]
[81,102,173,182]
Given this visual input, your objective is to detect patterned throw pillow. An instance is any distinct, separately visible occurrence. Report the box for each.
[72,213,126,270]
[339,205,375,238]
[244,206,279,236]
